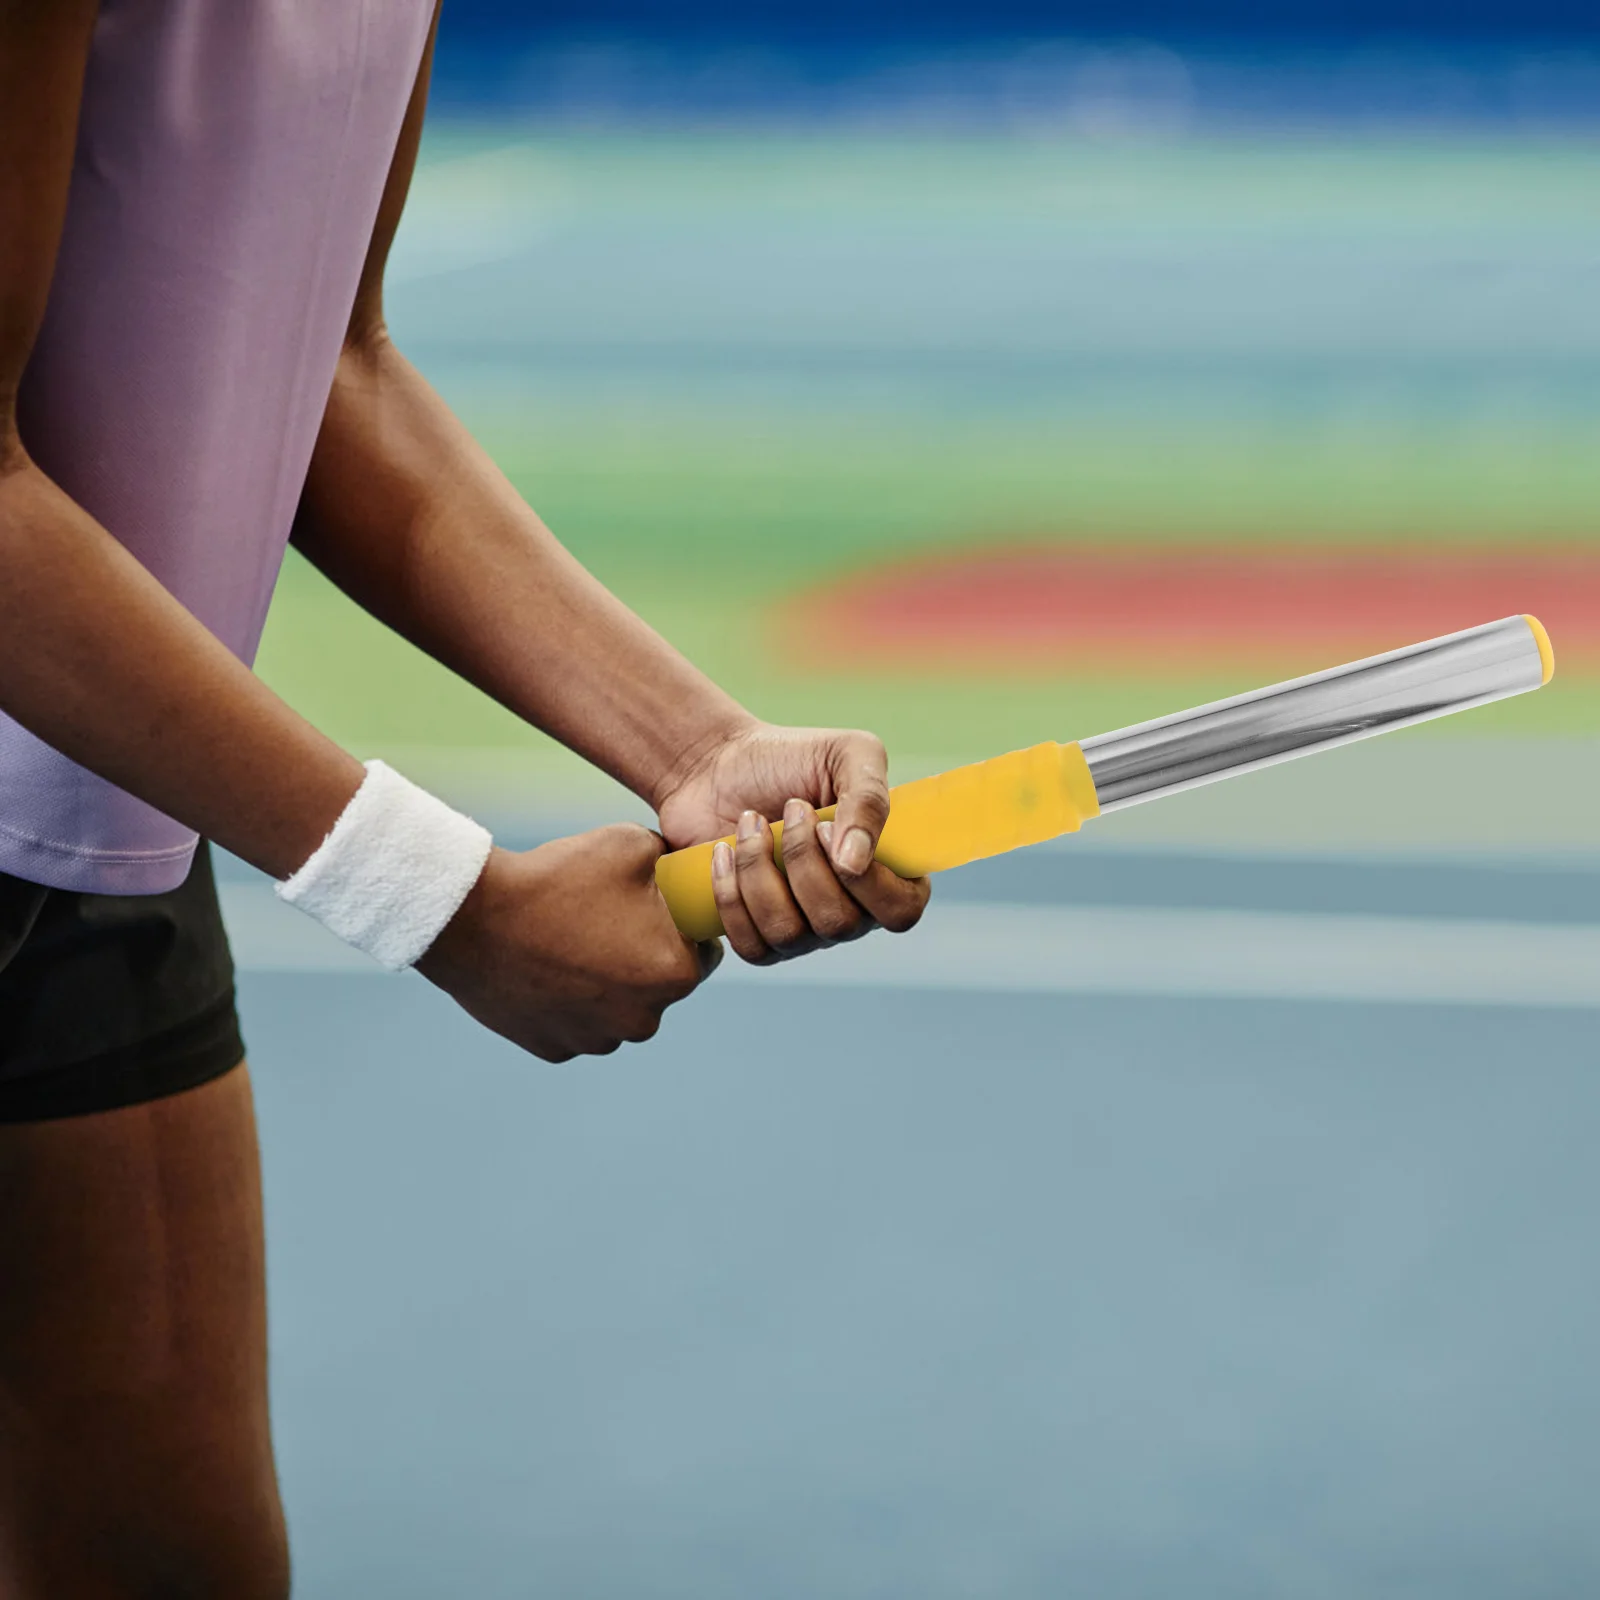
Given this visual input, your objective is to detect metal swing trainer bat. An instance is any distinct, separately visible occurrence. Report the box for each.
[655,614,1554,942]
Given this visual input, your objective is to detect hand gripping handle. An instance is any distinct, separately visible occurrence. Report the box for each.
[654,741,1101,941]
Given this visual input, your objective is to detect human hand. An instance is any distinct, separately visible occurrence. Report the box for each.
[416,827,719,1062]
[654,722,931,964]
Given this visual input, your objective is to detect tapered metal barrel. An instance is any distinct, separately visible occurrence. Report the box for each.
[1081,615,1550,814]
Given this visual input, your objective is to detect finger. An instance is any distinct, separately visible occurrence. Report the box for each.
[529,1042,576,1065]
[695,937,725,980]
[825,731,892,881]
[780,804,869,944]
[711,837,775,965]
[643,934,713,1004]
[832,853,931,935]
[531,1028,607,1064]
[620,1009,664,1046]
[732,808,817,959]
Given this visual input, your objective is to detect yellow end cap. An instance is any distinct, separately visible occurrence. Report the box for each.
[1523,614,1555,685]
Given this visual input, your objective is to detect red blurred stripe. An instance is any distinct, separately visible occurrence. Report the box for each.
[784,544,1599,673]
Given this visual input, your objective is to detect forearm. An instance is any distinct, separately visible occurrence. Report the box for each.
[292,337,754,809]
[0,455,363,879]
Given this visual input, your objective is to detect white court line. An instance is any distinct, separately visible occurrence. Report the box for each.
[220,883,1600,1010]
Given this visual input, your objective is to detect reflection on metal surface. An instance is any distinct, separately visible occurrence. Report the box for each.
[1082,615,1546,813]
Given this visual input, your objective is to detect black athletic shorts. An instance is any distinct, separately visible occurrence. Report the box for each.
[0,845,245,1123]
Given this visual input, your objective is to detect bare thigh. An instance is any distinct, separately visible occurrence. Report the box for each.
[0,1062,289,1600]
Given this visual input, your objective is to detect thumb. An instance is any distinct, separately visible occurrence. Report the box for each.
[826,731,891,880]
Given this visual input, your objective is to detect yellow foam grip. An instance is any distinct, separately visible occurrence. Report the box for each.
[655,741,1102,942]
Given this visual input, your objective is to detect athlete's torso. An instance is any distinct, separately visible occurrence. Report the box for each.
[1,0,435,893]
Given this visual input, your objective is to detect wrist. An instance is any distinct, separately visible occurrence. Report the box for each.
[647,703,762,814]
[276,761,493,971]
[413,842,512,985]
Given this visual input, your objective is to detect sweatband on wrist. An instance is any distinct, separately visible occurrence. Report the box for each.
[276,760,494,971]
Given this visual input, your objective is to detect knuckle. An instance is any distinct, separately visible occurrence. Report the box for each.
[711,870,744,910]
[765,913,809,951]
[728,930,773,965]
[812,904,863,943]
[662,973,698,1004]
[626,1013,663,1044]
[842,727,887,763]
[649,949,702,1001]
[735,833,771,869]
[780,825,815,864]
[879,895,926,934]
[854,787,891,826]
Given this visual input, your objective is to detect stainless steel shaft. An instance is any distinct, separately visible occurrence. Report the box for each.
[1080,614,1549,813]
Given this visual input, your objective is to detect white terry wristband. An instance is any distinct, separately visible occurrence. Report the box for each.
[276,760,494,971]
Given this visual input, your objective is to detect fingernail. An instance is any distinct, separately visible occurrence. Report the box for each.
[817,819,834,851]
[737,810,762,842]
[839,827,873,875]
[713,840,734,879]
[783,798,806,829]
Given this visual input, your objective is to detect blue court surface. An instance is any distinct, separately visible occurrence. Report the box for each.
[227,839,1600,1598]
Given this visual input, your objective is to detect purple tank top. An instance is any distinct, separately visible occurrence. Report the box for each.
[1,0,435,893]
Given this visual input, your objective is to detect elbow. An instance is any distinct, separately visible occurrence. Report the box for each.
[343,307,396,368]
[0,412,32,486]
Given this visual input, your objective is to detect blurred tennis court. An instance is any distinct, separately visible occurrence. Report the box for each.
[236,38,1600,1597]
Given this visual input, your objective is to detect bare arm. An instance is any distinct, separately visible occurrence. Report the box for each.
[294,344,755,811]
[291,18,754,812]
[292,16,929,963]
[0,2,720,1062]
[0,0,363,880]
